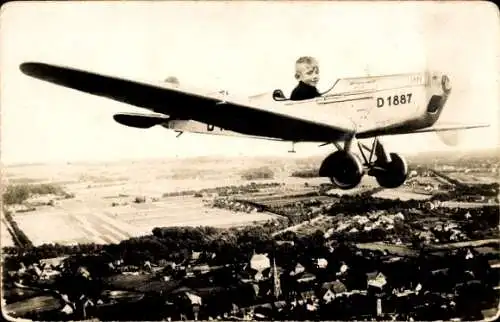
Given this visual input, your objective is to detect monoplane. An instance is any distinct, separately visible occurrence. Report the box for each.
[20,62,488,189]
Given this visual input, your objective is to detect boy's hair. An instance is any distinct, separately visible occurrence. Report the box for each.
[295,56,318,80]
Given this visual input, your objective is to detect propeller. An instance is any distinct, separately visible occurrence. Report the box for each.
[436,130,461,146]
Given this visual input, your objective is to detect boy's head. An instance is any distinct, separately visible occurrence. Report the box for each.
[295,56,319,87]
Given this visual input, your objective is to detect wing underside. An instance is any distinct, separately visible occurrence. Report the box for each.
[357,121,489,139]
[410,123,490,134]
[20,62,355,142]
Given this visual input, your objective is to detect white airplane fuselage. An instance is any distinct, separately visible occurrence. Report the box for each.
[163,71,449,142]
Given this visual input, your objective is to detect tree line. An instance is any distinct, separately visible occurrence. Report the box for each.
[2,183,72,205]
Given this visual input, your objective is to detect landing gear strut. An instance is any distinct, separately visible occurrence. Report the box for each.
[358,138,408,189]
[319,137,408,189]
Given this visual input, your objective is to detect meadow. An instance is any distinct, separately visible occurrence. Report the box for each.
[3,157,307,246]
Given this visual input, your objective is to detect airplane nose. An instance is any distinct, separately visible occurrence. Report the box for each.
[429,71,451,93]
[441,74,452,92]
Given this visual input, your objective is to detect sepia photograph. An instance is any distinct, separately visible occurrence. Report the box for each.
[1,1,499,321]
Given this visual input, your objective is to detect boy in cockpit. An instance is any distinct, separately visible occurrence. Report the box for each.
[290,56,321,101]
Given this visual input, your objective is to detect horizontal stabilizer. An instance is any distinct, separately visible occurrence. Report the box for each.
[113,113,169,129]
[412,122,490,134]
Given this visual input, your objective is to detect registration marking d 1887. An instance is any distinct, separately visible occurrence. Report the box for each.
[376,93,413,108]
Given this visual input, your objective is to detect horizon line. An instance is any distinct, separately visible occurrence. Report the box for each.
[2,145,499,168]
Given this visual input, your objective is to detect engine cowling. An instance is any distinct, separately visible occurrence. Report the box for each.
[373,152,408,189]
[319,151,364,190]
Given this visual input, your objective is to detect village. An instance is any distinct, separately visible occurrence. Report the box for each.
[3,192,499,321]
[2,151,499,321]
[2,221,499,321]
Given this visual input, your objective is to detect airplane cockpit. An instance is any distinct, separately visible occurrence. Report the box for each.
[271,88,327,102]
[272,89,287,101]
[271,81,338,102]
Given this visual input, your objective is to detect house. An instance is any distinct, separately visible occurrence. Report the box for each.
[77,266,91,279]
[488,259,500,269]
[171,289,203,320]
[316,258,328,269]
[185,292,202,320]
[465,249,474,260]
[367,272,387,290]
[191,251,201,261]
[250,254,270,272]
[185,292,202,305]
[80,297,95,319]
[299,290,316,301]
[393,289,415,298]
[482,308,498,320]
[327,280,348,294]
[60,303,74,315]
[336,263,349,276]
[40,269,61,280]
[323,289,335,303]
[297,272,316,284]
[394,213,405,221]
[290,263,305,276]
[29,264,42,277]
[144,261,152,272]
[321,280,347,302]
[40,256,68,269]
[276,240,294,246]
[191,264,211,275]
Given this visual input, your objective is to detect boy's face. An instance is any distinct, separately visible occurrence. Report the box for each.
[297,63,320,87]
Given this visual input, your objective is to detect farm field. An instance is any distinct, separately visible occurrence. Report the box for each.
[3,295,62,317]
[355,242,419,257]
[444,171,499,185]
[2,157,337,247]
[12,195,278,246]
[372,189,432,201]
[244,195,334,208]
[104,274,181,294]
[5,155,494,248]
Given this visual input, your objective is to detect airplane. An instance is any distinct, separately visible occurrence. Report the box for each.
[19,62,489,190]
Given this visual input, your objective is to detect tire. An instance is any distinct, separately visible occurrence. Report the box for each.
[319,151,364,190]
[374,152,408,189]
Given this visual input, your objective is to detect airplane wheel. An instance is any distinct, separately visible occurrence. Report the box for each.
[319,151,364,190]
[374,152,408,189]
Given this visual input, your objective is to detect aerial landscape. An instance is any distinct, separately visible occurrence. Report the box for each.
[1,1,499,321]
[1,148,499,321]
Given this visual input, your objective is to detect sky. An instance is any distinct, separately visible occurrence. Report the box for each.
[1,1,499,164]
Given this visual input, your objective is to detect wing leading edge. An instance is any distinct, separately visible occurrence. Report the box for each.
[20,62,355,142]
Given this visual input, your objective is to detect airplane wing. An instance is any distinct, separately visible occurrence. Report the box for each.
[357,121,489,139]
[409,122,490,134]
[20,62,355,142]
